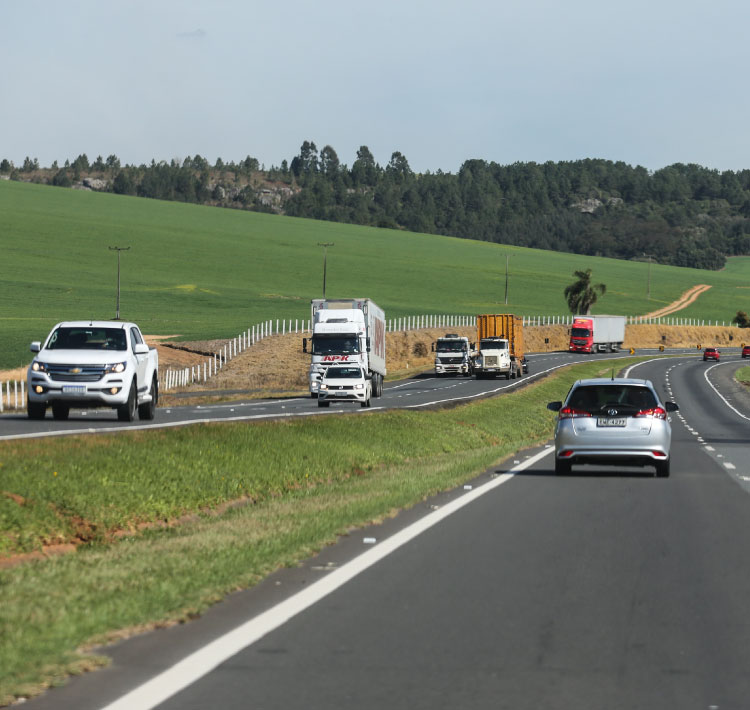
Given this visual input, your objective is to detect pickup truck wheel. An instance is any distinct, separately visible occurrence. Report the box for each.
[117,381,137,421]
[138,377,158,420]
[52,403,70,420]
[27,400,46,420]
[317,400,330,408]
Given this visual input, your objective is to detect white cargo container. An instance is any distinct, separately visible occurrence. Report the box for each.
[304,298,386,397]
[569,315,626,353]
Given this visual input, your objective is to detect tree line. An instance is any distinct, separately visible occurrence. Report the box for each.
[4,144,750,271]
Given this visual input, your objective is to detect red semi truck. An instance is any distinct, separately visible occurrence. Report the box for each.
[568,315,626,353]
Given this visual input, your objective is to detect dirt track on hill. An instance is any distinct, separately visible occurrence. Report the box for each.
[644,284,712,318]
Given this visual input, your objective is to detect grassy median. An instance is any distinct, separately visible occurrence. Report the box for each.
[0,357,647,704]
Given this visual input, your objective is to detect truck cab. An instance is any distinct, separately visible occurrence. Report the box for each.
[433,334,472,376]
[474,337,515,379]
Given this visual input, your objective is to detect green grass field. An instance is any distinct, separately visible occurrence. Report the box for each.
[2,179,750,368]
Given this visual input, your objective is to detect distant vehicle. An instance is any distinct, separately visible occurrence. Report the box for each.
[432,333,473,376]
[547,377,678,477]
[742,345,750,359]
[27,320,159,421]
[472,314,528,380]
[304,298,386,399]
[317,365,372,408]
[703,347,720,362]
[569,315,626,353]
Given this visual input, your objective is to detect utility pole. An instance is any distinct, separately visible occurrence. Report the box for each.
[318,242,334,298]
[504,254,510,305]
[643,253,654,300]
[109,246,130,319]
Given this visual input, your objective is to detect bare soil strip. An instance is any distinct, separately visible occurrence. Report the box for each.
[644,284,712,318]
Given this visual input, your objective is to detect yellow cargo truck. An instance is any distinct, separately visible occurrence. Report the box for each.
[473,314,528,379]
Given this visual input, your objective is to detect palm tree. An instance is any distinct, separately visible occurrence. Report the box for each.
[564,269,607,315]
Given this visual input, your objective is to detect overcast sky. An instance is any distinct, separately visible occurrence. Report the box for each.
[4,0,750,174]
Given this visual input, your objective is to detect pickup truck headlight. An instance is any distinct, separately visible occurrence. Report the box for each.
[31,360,48,372]
[320,384,329,391]
[354,383,364,390]
[104,361,127,374]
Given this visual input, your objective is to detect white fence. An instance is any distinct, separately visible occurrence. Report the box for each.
[158,313,737,392]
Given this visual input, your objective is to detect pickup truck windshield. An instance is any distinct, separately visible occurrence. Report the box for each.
[47,327,127,351]
[312,335,360,355]
[571,327,591,338]
[437,341,465,352]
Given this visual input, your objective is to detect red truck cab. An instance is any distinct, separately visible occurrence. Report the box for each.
[569,318,594,353]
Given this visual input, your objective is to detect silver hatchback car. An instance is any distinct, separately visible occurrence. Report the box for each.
[547,378,678,477]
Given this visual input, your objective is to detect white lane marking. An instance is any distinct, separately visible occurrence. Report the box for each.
[725,462,737,470]
[702,362,750,422]
[705,446,715,451]
[97,446,554,710]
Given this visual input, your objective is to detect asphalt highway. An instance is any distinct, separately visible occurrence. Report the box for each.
[0,349,688,441]
[19,350,750,709]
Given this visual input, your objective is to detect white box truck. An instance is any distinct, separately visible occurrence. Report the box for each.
[304,298,386,398]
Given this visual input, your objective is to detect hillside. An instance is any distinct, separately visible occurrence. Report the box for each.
[3,179,750,371]
[5,151,750,271]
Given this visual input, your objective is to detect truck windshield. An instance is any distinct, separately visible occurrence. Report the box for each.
[324,367,363,379]
[480,339,507,349]
[437,341,465,352]
[47,327,127,351]
[571,328,591,338]
[312,335,360,355]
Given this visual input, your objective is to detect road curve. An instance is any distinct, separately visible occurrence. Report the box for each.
[22,352,750,710]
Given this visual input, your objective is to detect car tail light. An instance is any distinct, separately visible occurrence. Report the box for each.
[652,451,667,458]
[558,407,592,419]
[634,407,667,420]
[559,450,574,458]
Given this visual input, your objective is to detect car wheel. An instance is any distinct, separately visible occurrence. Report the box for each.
[138,376,158,420]
[51,402,70,420]
[655,459,670,478]
[555,458,571,476]
[27,400,46,420]
[117,381,137,421]
[317,400,329,408]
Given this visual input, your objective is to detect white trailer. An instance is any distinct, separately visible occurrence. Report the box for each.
[304,298,386,397]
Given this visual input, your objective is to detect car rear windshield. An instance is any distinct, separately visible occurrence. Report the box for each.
[567,385,657,413]
[47,327,127,351]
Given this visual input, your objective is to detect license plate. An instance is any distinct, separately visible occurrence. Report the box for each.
[334,391,348,397]
[62,385,87,395]
[597,417,626,427]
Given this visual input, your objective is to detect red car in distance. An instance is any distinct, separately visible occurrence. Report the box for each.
[742,345,750,359]
[703,347,720,362]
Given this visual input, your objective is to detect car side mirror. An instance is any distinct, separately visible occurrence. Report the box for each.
[30,341,41,353]
[134,343,150,355]
[366,337,371,353]
[431,343,435,352]
[547,401,562,411]
[302,337,308,353]
[665,401,679,412]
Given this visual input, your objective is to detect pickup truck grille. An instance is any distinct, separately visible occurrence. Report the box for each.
[325,385,354,391]
[47,364,106,382]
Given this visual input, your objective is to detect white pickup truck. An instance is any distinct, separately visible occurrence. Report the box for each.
[27,320,159,421]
